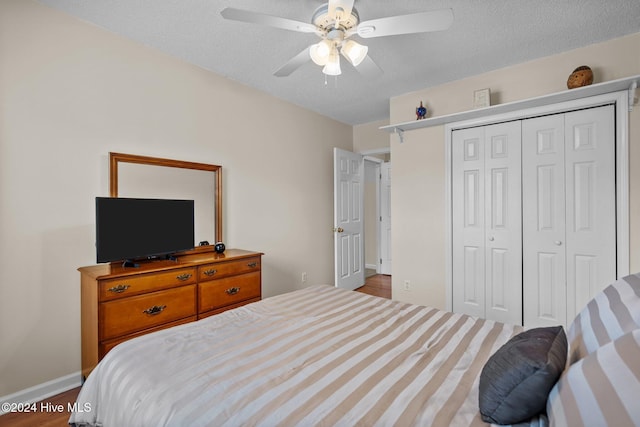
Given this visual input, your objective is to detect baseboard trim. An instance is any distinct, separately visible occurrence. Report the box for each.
[0,372,82,415]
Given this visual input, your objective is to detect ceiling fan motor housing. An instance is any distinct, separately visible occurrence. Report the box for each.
[312,4,360,32]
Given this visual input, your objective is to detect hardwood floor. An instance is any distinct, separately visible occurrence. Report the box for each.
[1,275,391,426]
[355,273,391,299]
[0,386,81,427]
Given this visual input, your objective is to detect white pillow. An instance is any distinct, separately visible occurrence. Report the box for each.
[567,273,640,364]
[547,329,640,426]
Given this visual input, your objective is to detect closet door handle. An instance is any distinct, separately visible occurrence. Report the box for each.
[554,240,562,246]
[488,236,495,241]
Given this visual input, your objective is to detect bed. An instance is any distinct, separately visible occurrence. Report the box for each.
[69,276,640,427]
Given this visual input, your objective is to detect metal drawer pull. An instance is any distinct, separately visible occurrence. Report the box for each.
[225,287,240,295]
[247,262,258,268]
[176,273,192,281]
[108,284,130,293]
[203,269,217,276]
[143,305,167,316]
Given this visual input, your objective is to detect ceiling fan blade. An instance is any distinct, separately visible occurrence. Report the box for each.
[221,8,318,34]
[355,55,383,78]
[328,0,355,22]
[274,47,312,77]
[356,9,454,38]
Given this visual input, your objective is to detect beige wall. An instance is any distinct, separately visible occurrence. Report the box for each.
[353,119,389,153]
[0,0,352,396]
[390,32,640,308]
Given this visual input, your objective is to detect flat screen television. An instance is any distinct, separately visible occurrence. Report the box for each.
[96,197,195,265]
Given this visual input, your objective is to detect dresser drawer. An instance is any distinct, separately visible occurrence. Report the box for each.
[199,272,261,312]
[198,256,261,281]
[99,267,196,301]
[100,284,196,340]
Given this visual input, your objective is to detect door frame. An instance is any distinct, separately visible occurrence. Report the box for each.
[378,161,392,275]
[444,90,630,312]
[360,148,391,275]
[363,157,382,273]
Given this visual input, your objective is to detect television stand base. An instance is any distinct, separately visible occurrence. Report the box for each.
[147,254,177,262]
[122,260,140,268]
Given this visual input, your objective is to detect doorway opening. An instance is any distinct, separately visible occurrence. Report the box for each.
[333,147,391,290]
[363,150,391,277]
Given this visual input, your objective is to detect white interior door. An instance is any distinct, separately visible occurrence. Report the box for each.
[452,123,522,324]
[452,127,486,319]
[523,105,617,328]
[523,114,568,328]
[334,148,365,290]
[564,105,616,320]
[483,122,522,324]
[379,162,392,275]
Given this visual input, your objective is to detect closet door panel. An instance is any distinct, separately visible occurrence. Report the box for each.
[484,122,522,324]
[564,105,616,320]
[452,128,486,318]
[523,115,567,328]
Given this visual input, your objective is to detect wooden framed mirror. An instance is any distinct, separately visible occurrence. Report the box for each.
[109,152,222,247]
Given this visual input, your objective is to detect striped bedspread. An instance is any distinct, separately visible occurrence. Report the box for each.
[70,285,545,427]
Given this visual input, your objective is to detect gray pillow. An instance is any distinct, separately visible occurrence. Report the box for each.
[479,326,567,425]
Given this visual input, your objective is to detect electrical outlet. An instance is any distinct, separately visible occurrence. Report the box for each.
[302,272,308,283]
[403,280,410,291]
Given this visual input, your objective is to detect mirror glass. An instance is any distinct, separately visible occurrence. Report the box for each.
[109,153,222,246]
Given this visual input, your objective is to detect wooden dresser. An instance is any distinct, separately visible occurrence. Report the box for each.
[78,248,262,378]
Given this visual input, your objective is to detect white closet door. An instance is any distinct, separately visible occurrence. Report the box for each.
[452,122,522,324]
[523,105,617,328]
[452,127,486,319]
[523,115,567,328]
[484,122,522,324]
[564,105,616,321]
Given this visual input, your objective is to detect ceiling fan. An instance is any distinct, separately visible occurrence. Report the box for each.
[220,0,454,78]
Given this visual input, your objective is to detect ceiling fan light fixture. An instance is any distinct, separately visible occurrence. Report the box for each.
[322,49,341,76]
[310,39,332,66]
[341,39,368,66]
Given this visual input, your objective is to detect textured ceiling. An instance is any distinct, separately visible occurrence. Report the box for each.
[36,0,640,125]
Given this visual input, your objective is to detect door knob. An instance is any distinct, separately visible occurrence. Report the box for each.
[333,227,344,233]
[488,236,495,241]
[554,240,562,246]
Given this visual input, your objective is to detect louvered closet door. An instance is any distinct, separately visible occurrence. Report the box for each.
[523,105,616,328]
[452,122,522,324]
